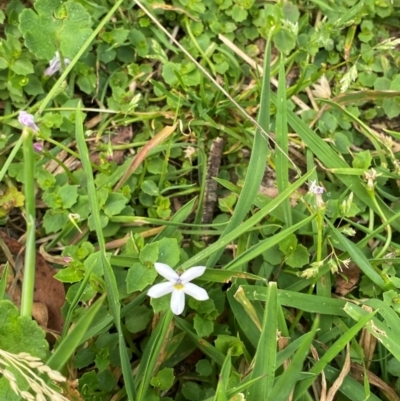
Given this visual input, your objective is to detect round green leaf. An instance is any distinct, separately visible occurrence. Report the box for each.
[19,0,93,60]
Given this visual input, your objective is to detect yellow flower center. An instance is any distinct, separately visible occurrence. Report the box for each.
[174,283,184,290]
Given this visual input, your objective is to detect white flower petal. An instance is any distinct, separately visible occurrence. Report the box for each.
[171,289,185,315]
[180,266,206,283]
[183,283,209,301]
[147,282,174,298]
[154,263,179,282]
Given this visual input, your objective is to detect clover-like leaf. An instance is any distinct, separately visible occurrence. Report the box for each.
[0,300,48,356]
[126,262,157,293]
[0,300,48,400]
[150,367,175,391]
[19,0,93,60]
[286,244,310,268]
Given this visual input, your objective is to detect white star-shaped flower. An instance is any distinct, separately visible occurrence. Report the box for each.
[147,263,209,315]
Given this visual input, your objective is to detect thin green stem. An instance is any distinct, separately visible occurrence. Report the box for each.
[75,102,136,400]
[368,188,393,260]
[183,16,216,75]
[136,309,174,401]
[315,211,324,262]
[0,138,23,182]
[20,129,36,317]
[290,202,325,334]
[368,207,374,232]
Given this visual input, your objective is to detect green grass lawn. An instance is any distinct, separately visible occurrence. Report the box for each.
[1,0,400,400]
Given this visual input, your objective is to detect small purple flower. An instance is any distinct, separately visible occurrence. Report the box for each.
[308,180,325,209]
[308,180,325,195]
[18,111,39,132]
[44,51,71,76]
[63,256,73,264]
[33,142,44,152]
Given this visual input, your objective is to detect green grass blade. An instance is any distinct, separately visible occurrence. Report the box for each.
[75,103,136,401]
[266,317,319,401]
[180,168,314,270]
[278,93,400,230]
[275,334,314,368]
[224,214,315,271]
[242,286,348,317]
[203,376,265,401]
[247,282,278,400]
[0,138,23,182]
[194,147,207,226]
[293,309,377,400]
[61,262,95,339]
[214,177,308,224]
[207,39,272,268]
[214,350,231,401]
[321,100,386,165]
[0,264,8,300]
[199,269,265,283]
[227,283,260,347]
[135,310,174,401]
[47,295,105,371]
[364,299,400,332]
[344,303,400,360]
[234,286,262,333]
[275,55,291,227]
[325,220,385,288]
[153,197,197,241]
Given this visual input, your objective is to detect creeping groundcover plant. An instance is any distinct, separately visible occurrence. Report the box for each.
[3,0,400,400]
[147,263,209,315]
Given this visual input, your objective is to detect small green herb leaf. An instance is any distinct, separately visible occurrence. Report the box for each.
[141,180,159,196]
[286,244,310,268]
[125,305,152,333]
[150,368,174,391]
[158,238,180,267]
[19,0,93,59]
[126,262,157,293]
[140,242,159,264]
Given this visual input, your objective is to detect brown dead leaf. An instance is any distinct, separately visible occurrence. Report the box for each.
[0,231,65,333]
[61,380,85,401]
[335,262,361,295]
[351,363,400,401]
[114,123,177,190]
[326,343,351,401]
[39,244,70,265]
[32,301,49,328]
[151,3,198,20]
[360,305,377,369]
